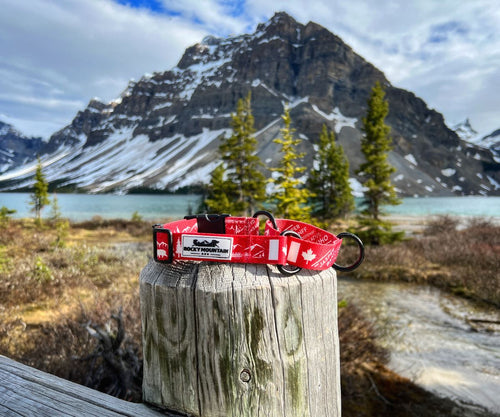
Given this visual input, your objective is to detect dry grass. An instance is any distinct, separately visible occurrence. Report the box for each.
[0,219,148,398]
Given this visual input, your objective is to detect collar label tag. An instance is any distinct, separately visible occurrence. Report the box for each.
[181,235,233,260]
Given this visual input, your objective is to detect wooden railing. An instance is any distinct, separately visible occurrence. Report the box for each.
[0,354,175,416]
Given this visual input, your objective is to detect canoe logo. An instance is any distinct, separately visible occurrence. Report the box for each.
[182,235,233,260]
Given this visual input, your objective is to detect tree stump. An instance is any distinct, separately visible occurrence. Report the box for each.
[140,260,341,417]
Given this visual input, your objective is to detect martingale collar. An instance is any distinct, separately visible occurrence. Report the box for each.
[153,211,364,275]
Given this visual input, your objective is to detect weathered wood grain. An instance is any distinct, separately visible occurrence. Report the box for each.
[140,260,341,417]
[0,355,172,417]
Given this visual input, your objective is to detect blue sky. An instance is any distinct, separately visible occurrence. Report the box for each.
[116,0,164,12]
[0,0,499,138]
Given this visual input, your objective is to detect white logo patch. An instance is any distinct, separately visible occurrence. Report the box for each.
[181,235,233,260]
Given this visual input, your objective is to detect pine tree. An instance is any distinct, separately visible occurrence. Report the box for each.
[0,206,16,227]
[269,106,312,222]
[49,193,62,221]
[308,124,354,222]
[30,157,50,224]
[203,164,234,214]
[202,92,266,215]
[357,82,402,244]
[49,193,69,248]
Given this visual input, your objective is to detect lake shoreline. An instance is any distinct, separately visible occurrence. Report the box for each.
[383,213,500,236]
[2,193,499,221]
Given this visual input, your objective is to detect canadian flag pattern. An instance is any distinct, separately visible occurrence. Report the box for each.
[270,219,342,270]
[154,217,343,270]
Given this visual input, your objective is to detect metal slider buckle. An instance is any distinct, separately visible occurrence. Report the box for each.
[153,225,173,263]
[332,232,364,272]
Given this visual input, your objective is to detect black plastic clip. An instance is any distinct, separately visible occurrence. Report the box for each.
[184,214,231,234]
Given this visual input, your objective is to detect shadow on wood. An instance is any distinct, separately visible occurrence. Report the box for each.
[140,260,341,417]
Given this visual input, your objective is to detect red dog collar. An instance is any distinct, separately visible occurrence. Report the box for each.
[153,211,364,275]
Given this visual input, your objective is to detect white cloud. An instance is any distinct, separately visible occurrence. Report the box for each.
[0,0,206,137]
[1,0,499,138]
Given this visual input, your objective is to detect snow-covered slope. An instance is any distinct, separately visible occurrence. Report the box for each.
[0,125,229,192]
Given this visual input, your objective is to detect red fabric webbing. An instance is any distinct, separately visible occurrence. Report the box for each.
[154,216,342,271]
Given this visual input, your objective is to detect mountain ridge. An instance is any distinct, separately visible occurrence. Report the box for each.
[0,121,45,175]
[1,12,499,196]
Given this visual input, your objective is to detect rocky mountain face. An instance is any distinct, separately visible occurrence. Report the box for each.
[482,130,500,162]
[1,12,499,195]
[0,121,44,174]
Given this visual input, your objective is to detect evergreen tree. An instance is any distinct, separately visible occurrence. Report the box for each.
[202,93,266,215]
[203,164,234,213]
[308,124,354,222]
[269,106,312,222]
[30,157,50,224]
[357,82,402,244]
[219,92,266,216]
[49,193,62,221]
[0,206,16,227]
[49,194,69,248]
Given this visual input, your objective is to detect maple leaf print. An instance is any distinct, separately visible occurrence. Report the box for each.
[302,248,317,263]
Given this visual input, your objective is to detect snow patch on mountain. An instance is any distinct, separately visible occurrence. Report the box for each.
[404,154,418,166]
[441,168,456,177]
[310,105,357,133]
[349,177,366,197]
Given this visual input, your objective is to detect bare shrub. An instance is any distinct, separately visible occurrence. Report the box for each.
[423,215,459,236]
[339,303,387,372]
[353,217,500,306]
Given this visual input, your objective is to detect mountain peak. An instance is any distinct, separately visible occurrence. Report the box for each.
[258,11,299,28]
[254,11,303,41]
[1,13,498,195]
[453,118,478,142]
[201,35,222,46]
[270,11,299,25]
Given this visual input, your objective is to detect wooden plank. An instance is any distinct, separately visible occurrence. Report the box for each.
[294,267,341,417]
[194,263,285,417]
[140,259,163,406]
[154,261,200,415]
[0,355,171,417]
[267,267,311,417]
[229,263,285,417]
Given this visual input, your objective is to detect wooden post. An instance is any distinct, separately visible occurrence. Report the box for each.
[140,260,341,417]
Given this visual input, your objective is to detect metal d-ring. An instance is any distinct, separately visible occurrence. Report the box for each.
[277,230,302,276]
[252,210,278,230]
[332,232,365,272]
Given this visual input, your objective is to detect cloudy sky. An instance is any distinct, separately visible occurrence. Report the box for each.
[1,0,499,139]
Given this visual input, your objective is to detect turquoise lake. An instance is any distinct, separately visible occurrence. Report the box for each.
[1,193,499,221]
